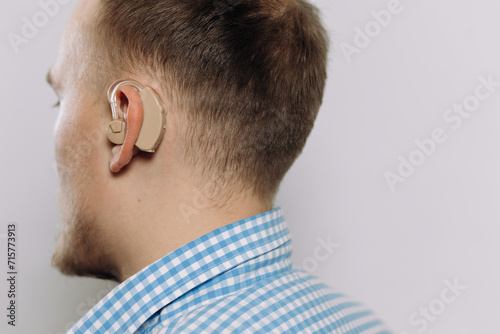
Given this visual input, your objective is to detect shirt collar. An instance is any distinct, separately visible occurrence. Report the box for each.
[68,206,289,333]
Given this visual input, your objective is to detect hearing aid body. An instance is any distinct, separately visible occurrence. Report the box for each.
[106,79,167,153]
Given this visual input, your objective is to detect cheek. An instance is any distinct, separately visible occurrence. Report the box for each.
[54,102,110,221]
[54,104,80,176]
[53,102,106,181]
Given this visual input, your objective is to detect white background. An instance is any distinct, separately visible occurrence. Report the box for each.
[1,0,498,333]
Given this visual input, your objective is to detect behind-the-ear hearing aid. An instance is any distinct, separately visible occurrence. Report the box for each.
[106,79,167,153]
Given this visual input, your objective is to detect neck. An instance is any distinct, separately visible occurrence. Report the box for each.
[102,171,271,282]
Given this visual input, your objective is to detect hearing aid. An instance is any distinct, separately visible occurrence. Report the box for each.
[106,79,167,153]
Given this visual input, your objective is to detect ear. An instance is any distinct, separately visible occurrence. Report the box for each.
[109,85,144,173]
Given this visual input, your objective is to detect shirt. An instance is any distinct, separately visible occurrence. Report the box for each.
[67,207,393,334]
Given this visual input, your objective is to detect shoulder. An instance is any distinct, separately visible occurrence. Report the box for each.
[153,269,393,334]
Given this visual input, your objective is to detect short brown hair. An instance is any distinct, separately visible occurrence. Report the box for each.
[94,0,329,207]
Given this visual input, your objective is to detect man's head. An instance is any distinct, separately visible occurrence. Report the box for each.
[48,0,329,281]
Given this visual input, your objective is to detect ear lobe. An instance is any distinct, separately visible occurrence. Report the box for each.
[109,86,144,173]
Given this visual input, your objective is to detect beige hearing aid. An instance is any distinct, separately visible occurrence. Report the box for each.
[106,79,167,153]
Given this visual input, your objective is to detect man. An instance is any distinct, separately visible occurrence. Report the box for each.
[47,0,392,333]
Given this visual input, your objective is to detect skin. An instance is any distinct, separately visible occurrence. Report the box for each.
[48,0,270,283]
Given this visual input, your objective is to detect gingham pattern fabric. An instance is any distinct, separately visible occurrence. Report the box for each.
[67,207,392,334]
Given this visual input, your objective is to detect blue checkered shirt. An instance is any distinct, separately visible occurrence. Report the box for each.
[67,207,392,333]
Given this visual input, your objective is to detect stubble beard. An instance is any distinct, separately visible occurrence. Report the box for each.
[52,185,118,281]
